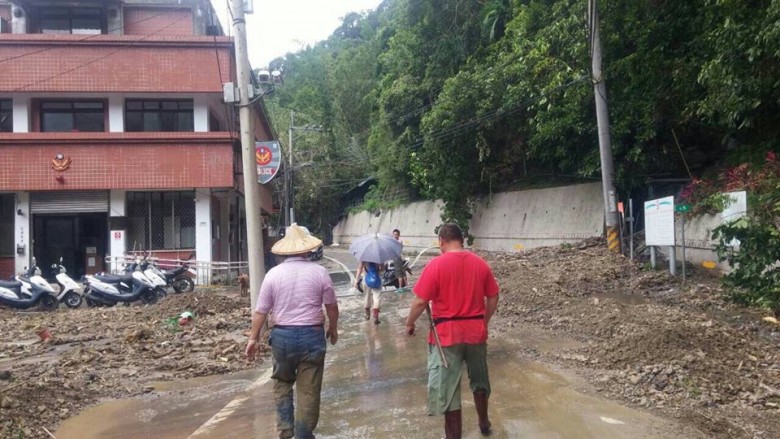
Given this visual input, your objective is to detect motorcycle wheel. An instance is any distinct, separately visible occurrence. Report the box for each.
[63,292,82,309]
[85,297,100,308]
[155,287,167,300]
[39,294,58,312]
[172,276,195,293]
[140,289,158,305]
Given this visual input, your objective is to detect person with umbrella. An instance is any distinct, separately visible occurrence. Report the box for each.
[245,224,339,439]
[350,233,403,325]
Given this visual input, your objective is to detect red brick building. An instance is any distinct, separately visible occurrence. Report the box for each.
[0,0,275,282]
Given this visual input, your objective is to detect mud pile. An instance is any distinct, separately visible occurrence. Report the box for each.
[0,290,266,439]
[487,244,780,438]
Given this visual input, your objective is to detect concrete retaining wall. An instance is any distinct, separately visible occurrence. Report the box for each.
[332,200,445,252]
[470,183,604,252]
[332,183,605,253]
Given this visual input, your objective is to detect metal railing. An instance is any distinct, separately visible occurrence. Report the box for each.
[104,255,249,285]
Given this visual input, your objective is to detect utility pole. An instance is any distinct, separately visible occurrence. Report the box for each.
[288,109,295,225]
[588,0,621,253]
[231,0,265,309]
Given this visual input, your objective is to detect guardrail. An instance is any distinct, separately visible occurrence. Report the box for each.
[104,255,249,285]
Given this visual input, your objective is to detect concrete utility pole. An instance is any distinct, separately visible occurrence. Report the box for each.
[231,0,265,309]
[588,0,621,253]
[288,109,296,225]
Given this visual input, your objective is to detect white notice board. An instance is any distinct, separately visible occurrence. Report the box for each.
[721,191,747,222]
[645,196,675,246]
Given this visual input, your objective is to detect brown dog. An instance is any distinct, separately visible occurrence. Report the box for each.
[238,273,249,297]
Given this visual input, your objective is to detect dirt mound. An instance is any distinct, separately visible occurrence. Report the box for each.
[486,244,780,438]
[0,289,267,439]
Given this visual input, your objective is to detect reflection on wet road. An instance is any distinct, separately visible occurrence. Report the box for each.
[57,252,700,438]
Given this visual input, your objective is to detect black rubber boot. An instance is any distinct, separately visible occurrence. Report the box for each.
[474,391,492,436]
[444,410,462,439]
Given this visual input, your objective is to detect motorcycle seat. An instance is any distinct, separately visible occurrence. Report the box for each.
[164,266,186,276]
[94,274,133,284]
[0,280,22,289]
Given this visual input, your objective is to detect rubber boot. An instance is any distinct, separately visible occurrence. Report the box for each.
[443,410,462,439]
[373,308,381,325]
[365,308,370,321]
[474,391,492,436]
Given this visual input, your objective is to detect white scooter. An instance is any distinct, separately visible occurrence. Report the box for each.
[51,258,84,309]
[15,258,58,300]
[140,254,168,300]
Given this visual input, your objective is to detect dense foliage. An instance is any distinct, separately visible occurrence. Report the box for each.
[704,153,780,314]
[266,0,780,235]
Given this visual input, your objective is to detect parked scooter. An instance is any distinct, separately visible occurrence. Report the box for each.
[51,257,84,309]
[0,263,58,311]
[147,252,195,294]
[138,254,168,300]
[13,258,59,300]
[84,258,157,307]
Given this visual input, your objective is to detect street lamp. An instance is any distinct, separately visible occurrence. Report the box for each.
[286,110,323,226]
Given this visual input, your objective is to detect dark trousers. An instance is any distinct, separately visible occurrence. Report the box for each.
[270,326,327,439]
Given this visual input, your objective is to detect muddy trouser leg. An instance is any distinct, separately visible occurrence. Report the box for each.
[363,281,372,309]
[465,343,491,434]
[294,327,327,439]
[427,344,465,416]
[465,343,490,396]
[370,288,381,310]
[270,328,298,439]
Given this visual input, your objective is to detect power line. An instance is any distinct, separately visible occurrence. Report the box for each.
[12,13,191,92]
[0,10,188,66]
[207,4,236,138]
[410,75,590,149]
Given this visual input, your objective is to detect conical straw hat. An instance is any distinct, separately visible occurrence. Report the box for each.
[272,223,322,256]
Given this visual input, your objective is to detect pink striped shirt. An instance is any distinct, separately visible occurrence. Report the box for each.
[255,257,337,326]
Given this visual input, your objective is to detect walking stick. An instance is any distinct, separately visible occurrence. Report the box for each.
[425,304,449,369]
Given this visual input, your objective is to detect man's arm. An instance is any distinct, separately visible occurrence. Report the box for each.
[405,295,428,335]
[325,303,339,345]
[485,295,498,326]
[245,311,268,360]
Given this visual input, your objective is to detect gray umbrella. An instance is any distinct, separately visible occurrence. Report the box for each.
[349,233,403,264]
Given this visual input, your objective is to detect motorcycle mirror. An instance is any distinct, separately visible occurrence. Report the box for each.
[60,257,63,264]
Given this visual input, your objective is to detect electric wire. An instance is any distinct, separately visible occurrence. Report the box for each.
[11,13,191,92]
[0,10,191,66]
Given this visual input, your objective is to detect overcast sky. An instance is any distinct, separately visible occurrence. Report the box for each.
[213,0,383,67]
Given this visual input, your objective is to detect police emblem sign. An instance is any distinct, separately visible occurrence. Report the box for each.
[256,141,281,184]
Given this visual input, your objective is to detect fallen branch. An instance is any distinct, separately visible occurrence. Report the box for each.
[0,378,32,394]
[43,426,57,438]
[759,383,780,396]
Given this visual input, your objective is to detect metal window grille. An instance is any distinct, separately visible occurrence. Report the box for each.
[0,195,14,257]
[0,100,11,132]
[126,191,195,251]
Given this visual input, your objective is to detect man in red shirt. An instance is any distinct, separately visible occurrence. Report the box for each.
[405,223,499,438]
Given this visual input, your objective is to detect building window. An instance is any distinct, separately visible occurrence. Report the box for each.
[126,192,196,251]
[125,100,194,132]
[39,7,104,35]
[0,195,14,257]
[0,100,11,132]
[40,101,105,132]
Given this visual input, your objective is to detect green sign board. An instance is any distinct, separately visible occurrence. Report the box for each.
[675,204,691,213]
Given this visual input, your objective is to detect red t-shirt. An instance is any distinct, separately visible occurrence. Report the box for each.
[413,251,500,346]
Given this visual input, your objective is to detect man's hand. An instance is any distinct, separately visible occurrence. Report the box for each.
[326,327,338,345]
[406,323,416,336]
[245,340,259,361]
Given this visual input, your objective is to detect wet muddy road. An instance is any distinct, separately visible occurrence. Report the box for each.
[56,251,702,438]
